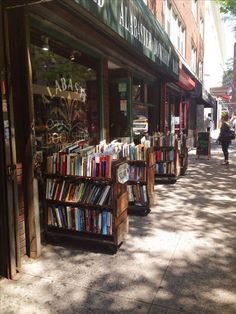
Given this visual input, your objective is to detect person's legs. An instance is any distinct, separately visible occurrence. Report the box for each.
[221,141,229,164]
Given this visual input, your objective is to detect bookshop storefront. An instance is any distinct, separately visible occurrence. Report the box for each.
[2,0,179,261]
[164,68,196,135]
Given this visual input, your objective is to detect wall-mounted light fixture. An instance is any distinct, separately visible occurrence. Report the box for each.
[42,36,49,51]
[69,50,81,61]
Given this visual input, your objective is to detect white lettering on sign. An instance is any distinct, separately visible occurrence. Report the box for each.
[55,78,87,102]
[93,0,104,8]
[119,0,171,67]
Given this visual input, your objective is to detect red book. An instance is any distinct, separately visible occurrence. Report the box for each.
[105,155,112,178]
[55,182,63,200]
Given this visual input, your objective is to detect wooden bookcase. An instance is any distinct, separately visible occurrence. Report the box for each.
[127,148,155,216]
[44,159,129,253]
[154,140,180,184]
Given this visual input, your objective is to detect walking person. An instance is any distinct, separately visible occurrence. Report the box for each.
[218,114,234,165]
[205,113,214,136]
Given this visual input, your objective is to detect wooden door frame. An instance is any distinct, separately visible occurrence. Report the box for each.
[3,5,41,259]
[0,3,19,278]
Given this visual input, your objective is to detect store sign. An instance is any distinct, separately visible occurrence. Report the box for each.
[74,0,179,80]
[54,77,87,102]
[117,162,129,184]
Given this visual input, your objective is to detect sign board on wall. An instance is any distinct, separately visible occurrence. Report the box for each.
[73,0,179,80]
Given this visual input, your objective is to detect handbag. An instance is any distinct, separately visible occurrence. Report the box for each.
[221,129,235,141]
[228,129,236,140]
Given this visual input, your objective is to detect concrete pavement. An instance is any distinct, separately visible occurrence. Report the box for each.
[1,140,236,314]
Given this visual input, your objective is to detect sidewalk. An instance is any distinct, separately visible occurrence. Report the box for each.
[1,142,236,314]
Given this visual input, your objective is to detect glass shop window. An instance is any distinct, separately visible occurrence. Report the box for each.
[132,79,155,137]
[31,32,100,154]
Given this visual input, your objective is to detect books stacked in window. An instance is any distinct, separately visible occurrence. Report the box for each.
[48,206,113,235]
[46,179,111,206]
[128,165,147,181]
[127,184,148,206]
[154,161,175,175]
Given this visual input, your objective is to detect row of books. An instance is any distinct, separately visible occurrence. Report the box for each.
[128,165,147,181]
[46,179,111,206]
[46,152,113,178]
[127,184,148,205]
[155,161,175,175]
[95,140,151,161]
[155,149,175,162]
[48,206,113,235]
[46,139,153,178]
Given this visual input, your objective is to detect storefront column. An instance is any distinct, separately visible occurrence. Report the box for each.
[179,93,183,131]
[101,58,109,141]
[6,6,41,258]
[160,81,166,132]
[0,3,19,277]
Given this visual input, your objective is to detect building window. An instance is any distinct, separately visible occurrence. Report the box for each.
[180,27,186,57]
[192,0,197,20]
[191,45,197,73]
[200,17,204,38]
[164,0,186,58]
[199,61,203,81]
[165,0,171,37]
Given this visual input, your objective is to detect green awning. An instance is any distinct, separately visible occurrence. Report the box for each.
[71,0,179,80]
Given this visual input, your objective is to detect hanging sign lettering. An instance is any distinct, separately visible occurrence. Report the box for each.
[73,0,179,80]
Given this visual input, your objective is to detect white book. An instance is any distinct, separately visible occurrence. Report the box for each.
[59,180,65,201]
[98,185,111,205]
[142,185,147,203]
[55,207,62,228]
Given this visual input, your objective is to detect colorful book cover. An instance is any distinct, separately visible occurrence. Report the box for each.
[74,207,78,231]
[102,211,107,235]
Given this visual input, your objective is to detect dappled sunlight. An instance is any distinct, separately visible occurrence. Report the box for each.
[1,144,236,313]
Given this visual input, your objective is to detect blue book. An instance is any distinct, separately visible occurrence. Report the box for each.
[58,206,65,228]
[78,208,83,231]
[102,211,108,235]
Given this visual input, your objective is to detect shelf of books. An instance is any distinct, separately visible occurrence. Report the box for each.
[126,144,154,216]
[152,133,180,184]
[44,142,129,252]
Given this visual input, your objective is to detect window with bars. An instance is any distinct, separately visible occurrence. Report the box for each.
[192,0,197,20]
[191,45,197,73]
[198,61,203,81]
[200,17,204,39]
[163,0,186,58]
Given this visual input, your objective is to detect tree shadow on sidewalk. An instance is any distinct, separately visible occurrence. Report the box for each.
[1,146,236,313]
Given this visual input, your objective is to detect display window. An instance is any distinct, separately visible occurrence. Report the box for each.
[132,78,155,137]
[109,79,129,140]
[30,30,100,154]
[165,88,181,134]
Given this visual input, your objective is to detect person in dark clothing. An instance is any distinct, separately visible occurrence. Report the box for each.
[218,114,231,165]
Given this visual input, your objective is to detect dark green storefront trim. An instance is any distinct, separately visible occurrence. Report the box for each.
[71,0,179,80]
